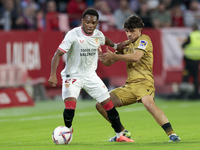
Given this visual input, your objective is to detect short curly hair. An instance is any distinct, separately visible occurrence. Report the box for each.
[82,8,99,20]
[123,15,144,29]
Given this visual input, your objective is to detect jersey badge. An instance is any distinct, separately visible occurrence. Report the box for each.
[95,38,99,45]
[138,40,147,49]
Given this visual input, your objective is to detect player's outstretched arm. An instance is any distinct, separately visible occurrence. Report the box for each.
[48,49,65,87]
[105,36,133,53]
[114,50,144,62]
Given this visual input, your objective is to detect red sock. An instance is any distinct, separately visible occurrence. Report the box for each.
[64,101,76,109]
[103,100,114,111]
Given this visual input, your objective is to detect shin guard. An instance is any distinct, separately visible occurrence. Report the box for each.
[63,101,76,128]
[103,100,122,133]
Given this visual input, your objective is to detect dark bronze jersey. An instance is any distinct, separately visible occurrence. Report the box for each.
[123,34,154,85]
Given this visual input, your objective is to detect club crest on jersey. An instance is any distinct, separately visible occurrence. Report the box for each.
[138,40,147,49]
[95,38,99,44]
[65,83,70,88]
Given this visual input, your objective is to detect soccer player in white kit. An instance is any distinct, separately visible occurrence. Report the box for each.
[48,8,134,142]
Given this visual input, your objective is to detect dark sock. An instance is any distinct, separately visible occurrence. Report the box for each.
[162,122,175,136]
[63,108,75,128]
[106,107,122,133]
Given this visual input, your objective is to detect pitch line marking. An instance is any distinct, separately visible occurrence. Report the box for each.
[0,103,200,122]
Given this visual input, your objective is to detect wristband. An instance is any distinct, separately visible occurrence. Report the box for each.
[112,43,118,49]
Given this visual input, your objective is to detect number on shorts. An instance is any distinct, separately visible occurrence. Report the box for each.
[65,79,77,84]
[72,79,76,84]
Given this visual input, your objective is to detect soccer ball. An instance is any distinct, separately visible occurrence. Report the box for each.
[52,126,73,145]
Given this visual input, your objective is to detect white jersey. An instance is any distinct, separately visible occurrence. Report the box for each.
[58,26,105,77]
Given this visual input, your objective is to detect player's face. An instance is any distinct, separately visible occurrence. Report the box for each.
[125,28,142,42]
[82,14,98,35]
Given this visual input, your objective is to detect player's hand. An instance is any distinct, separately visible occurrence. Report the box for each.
[98,46,103,61]
[48,75,57,87]
[117,40,133,53]
[104,47,115,62]
[98,45,102,54]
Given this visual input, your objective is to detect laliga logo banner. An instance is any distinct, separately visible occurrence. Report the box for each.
[6,42,41,70]
[0,31,65,87]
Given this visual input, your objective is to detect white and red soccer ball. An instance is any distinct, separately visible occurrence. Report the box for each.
[52,126,73,145]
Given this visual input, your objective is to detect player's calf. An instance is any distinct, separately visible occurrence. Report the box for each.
[102,100,122,133]
[63,101,76,128]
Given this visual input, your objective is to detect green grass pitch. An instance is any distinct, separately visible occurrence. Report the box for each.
[0,97,200,150]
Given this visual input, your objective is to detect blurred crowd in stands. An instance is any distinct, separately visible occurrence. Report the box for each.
[0,0,200,32]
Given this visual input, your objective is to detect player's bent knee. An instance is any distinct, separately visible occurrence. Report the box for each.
[96,92,110,103]
[100,98,111,106]
[64,97,76,102]
[143,101,157,113]
[95,102,102,111]
[110,93,123,107]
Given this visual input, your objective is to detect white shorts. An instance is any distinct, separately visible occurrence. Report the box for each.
[61,73,110,103]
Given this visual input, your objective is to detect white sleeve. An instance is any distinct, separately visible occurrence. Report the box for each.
[58,30,75,53]
[96,30,105,45]
[101,33,105,45]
